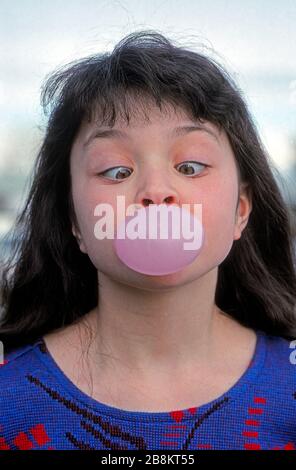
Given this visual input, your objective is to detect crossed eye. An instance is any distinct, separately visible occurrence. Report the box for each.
[99,161,208,180]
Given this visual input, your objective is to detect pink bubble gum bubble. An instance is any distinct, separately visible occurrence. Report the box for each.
[113,204,204,276]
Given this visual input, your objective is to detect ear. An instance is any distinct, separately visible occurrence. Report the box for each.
[72,223,87,254]
[233,182,253,241]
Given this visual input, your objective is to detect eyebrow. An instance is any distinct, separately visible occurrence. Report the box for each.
[83,124,220,148]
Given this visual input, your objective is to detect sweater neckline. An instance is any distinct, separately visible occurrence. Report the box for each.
[32,329,267,422]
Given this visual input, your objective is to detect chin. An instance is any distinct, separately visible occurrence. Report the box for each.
[125,263,207,291]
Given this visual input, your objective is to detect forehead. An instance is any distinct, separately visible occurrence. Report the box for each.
[76,102,224,149]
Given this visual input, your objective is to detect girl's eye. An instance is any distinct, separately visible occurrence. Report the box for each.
[98,161,208,180]
[99,166,133,180]
[176,161,208,176]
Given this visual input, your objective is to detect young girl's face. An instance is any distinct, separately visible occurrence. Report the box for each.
[70,102,251,288]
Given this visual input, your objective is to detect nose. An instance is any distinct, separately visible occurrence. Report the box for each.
[136,164,180,207]
[138,184,180,206]
[142,195,176,206]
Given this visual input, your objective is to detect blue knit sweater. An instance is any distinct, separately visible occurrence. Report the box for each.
[0,330,296,450]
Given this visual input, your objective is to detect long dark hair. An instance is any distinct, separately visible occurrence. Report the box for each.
[1,30,296,350]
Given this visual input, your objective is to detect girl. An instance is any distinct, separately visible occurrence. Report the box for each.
[0,30,296,451]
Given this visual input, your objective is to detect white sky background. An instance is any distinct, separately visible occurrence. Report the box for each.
[0,0,296,178]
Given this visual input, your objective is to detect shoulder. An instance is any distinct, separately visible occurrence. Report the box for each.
[0,340,43,378]
[256,330,296,391]
[0,340,58,450]
[0,340,46,412]
[262,331,296,365]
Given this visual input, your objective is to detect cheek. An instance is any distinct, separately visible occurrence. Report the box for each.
[72,181,125,268]
[72,180,108,245]
[76,202,119,271]
[72,173,115,227]
[198,178,238,265]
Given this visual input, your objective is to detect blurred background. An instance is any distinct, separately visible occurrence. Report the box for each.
[0,0,296,260]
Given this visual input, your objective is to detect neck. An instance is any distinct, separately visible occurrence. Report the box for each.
[84,268,227,374]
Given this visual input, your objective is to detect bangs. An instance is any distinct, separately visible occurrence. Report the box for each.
[84,89,203,129]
